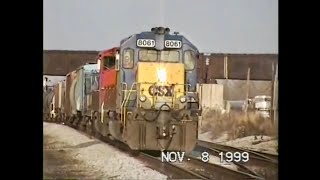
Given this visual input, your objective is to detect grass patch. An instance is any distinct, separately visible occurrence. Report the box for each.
[200,108,278,141]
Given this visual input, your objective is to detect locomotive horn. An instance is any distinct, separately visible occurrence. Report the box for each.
[157,27,165,34]
[165,27,170,33]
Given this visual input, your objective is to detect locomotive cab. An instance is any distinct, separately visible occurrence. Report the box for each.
[97,54,116,71]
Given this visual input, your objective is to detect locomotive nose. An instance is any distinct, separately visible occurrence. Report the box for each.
[159,124,177,139]
[137,62,185,110]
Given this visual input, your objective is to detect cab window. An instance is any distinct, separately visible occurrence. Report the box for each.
[123,49,134,68]
[139,50,157,61]
[103,56,115,69]
[159,51,179,62]
[139,50,179,62]
[184,50,196,70]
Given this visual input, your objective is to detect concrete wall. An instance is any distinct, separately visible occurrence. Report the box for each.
[197,84,224,110]
[216,79,272,101]
[197,80,272,108]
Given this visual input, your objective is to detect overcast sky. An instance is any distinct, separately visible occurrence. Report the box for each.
[44,0,278,54]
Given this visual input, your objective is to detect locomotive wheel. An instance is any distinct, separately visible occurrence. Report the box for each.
[68,117,73,127]
[62,114,66,123]
[60,115,64,124]
[57,114,61,122]
[65,115,69,125]
[79,117,86,132]
[95,132,102,139]
[86,118,93,135]
[92,113,102,139]
[66,116,73,126]
[62,114,66,124]
[72,116,79,128]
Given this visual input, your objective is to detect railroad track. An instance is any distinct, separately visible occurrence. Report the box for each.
[44,120,268,179]
[170,155,263,180]
[244,149,278,162]
[197,140,278,180]
[197,140,278,163]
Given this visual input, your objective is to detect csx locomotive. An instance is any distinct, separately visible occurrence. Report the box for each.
[43,27,202,153]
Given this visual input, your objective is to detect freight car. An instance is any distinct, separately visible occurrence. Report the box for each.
[43,76,65,121]
[54,63,99,135]
[43,27,202,153]
[43,88,55,121]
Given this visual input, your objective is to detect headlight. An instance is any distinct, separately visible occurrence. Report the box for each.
[157,68,167,83]
[180,96,187,103]
[139,95,146,102]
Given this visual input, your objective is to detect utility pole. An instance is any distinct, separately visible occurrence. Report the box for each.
[273,64,278,125]
[44,77,48,91]
[203,53,211,83]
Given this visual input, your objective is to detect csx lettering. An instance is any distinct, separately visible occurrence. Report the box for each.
[148,86,173,96]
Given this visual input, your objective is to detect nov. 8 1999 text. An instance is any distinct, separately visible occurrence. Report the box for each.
[161,151,249,163]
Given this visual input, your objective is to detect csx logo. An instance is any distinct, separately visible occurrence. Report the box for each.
[148,85,173,96]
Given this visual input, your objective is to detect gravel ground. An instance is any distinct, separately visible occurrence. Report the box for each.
[43,122,167,180]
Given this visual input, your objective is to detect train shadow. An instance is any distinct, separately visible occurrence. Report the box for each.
[63,140,101,149]
[140,150,162,157]
[126,150,163,157]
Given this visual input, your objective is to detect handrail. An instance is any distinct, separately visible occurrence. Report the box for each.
[100,102,104,123]
[121,82,137,128]
[120,83,127,126]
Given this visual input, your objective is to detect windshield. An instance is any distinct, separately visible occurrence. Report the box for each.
[103,56,115,69]
[139,50,179,62]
